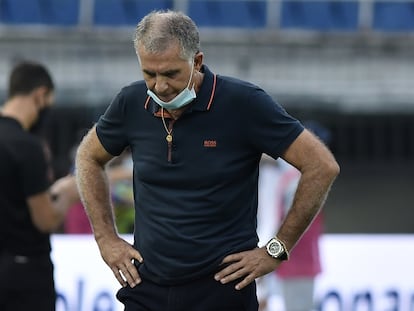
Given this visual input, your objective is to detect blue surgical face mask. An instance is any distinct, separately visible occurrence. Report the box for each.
[147,60,196,110]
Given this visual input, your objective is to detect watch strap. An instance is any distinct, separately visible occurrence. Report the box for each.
[276,237,289,260]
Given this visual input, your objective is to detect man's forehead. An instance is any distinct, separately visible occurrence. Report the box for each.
[137,41,182,60]
[138,50,189,73]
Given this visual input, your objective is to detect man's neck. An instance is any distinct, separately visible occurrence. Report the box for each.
[166,106,188,120]
[166,70,205,120]
[1,97,34,130]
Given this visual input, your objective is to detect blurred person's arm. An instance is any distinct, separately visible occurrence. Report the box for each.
[27,175,79,232]
[75,125,142,288]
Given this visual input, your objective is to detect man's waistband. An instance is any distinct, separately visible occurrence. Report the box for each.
[0,250,50,263]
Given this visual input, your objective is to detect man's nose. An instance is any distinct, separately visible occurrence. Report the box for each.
[154,77,168,94]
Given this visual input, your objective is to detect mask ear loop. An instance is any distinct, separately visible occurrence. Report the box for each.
[187,59,195,90]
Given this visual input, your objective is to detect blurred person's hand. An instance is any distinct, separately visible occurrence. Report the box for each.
[28,175,80,233]
[50,175,80,209]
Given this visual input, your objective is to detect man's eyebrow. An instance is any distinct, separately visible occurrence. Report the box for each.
[143,69,180,76]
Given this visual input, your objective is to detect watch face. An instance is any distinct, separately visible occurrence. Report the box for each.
[268,240,282,256]
[266,238,288,260]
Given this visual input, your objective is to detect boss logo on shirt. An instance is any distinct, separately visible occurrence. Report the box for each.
[203,140,217,148]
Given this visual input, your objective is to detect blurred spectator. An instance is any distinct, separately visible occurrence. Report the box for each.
[0,61,76,311]
[257,154,284,311]
[275,159,320,311]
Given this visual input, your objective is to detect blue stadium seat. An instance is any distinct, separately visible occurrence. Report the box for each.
[0,0,79,26]
[188,0,267,28]
[373,2,414,31]
[94,0,173,26]
[280,1,359,31]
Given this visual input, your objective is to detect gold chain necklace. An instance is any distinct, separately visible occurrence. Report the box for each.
[161,108,173,143]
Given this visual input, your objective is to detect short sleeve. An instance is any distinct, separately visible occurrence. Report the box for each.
[96,91,129,156]
[19,139,50,197]
[247,88,304,157]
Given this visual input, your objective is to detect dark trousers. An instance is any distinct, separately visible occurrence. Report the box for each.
[0,251,56,311]
[116,272,258,311]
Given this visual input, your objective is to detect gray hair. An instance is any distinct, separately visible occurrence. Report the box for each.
[133,10,200,61]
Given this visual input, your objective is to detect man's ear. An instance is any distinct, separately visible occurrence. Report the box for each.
[194,52,204,70]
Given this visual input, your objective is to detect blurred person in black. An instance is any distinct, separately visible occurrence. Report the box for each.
[0,61,76,311]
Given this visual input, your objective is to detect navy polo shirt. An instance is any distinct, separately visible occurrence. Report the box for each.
[96,65,304,285]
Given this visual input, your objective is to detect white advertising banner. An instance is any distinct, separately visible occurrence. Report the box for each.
[51,234,127,311]
[51,234,414,311]
[315,235,414,311]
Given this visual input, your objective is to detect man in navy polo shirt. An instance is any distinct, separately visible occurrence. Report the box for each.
[76,10,339,311]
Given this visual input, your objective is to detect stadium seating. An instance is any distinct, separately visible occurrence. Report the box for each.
[0,0,79,26]
[0,0,413,32]
[93,0,172,26]
[187,0,267,28]
[373,2,414,31]
[280,1,359,31]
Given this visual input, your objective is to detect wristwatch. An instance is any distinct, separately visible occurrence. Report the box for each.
[265,237,289,261]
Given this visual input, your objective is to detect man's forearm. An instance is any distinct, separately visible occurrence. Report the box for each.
[76,144,118,242]
[277,158,339,251]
